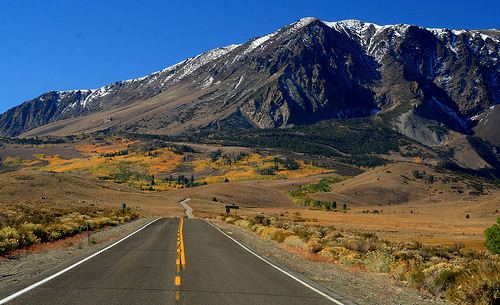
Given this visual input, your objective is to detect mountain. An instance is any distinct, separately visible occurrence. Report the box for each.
[1,18,499,148]
[472,105,500,146]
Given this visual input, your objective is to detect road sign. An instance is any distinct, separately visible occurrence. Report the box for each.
[225,205,239,216]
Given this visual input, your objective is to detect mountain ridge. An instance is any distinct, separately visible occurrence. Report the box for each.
[1,17,499,150]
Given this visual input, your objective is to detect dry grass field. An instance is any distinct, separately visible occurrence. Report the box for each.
[3,144,500,303]
[1,137,499,252]
[0,170,187,218]
[173,162,500,251]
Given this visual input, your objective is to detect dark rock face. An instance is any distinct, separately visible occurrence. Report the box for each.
[0,90,90,137]
[473,105,500,146]
[236,19,380,128]
[1,18,499,146]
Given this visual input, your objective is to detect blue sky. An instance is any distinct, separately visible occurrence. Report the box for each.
[0,0,497,114]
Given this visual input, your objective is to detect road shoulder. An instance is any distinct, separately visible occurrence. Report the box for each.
[0,218,153,292]
[210,219,450,305]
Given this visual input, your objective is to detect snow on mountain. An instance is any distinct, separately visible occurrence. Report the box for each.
[324,19,381,38]
[41,18,499,114]
[166,44,240,84]
[1,17,499,146]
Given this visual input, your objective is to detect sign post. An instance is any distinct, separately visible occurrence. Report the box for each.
[225,205,239,216]
[86,222,90,245]
[121,203,126,217]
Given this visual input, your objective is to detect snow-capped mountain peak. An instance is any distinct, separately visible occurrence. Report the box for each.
[0,17,499,149]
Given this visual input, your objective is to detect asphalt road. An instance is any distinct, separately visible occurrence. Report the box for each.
[0,218,351,304]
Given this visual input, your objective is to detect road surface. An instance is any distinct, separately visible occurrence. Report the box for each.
[179,198,194,218]
[0,218,352,304]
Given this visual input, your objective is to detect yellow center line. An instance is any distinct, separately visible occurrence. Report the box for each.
[175,218,185,302]
[180,218,186,269]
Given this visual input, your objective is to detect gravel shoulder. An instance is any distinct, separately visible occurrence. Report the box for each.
[210,219,451,305]
[0,217,153,291]
[1,217,451,304]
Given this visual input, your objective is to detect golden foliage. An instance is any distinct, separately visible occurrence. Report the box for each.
[13,137,328,191]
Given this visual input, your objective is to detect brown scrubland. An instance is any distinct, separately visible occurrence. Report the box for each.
[2,140,500,304]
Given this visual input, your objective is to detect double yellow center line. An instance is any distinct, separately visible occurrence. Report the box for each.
[175,218,185,301]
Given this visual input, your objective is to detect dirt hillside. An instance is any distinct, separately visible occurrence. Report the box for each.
[0,171,186,217]
[2,162,499,250]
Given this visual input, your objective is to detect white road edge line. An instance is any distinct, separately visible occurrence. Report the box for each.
[205,220,346,305]
[0,218,161,305]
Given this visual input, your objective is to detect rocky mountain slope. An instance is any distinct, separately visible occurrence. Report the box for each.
[472,105,500,146]
[1,18,499,148]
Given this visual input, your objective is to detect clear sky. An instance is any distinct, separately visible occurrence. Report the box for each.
[0,0,497,114]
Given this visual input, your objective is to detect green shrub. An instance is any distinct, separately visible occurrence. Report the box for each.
[20,232,40,247]
[342,237,374,253]
[0,238,19,253]
[0,226,20,240]
[422,263,463,297]
[0,206,138,255]
[365,251,393,273]
[484,218,500,254]
[251,214,270,226]
[340,252,364,267]
[0,227,20,253]
[234,219,252,229]
[283,235,306,248]
[271,229,290,243]
[225,217,238,224]
[409,269,426,288]
[20,223,45,238]
[306,241,324,254]
[318,246,350,260]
